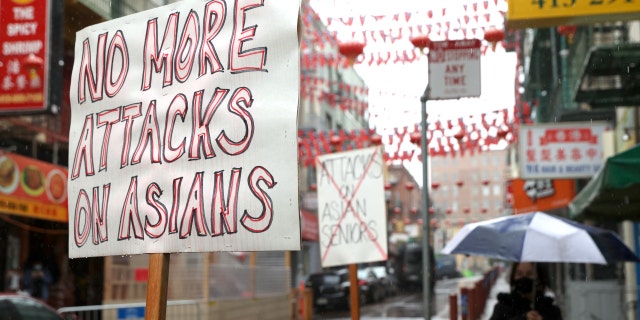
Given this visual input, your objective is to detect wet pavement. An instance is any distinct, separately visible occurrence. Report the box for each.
[314,272,510,319]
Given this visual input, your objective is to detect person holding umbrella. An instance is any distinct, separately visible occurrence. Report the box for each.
[489,262,562,320]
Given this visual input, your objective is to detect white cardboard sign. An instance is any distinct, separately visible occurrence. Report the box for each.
[68,0,300,258]
[428,39,481,100]
[519,122,609,179]
[316,147,388,267]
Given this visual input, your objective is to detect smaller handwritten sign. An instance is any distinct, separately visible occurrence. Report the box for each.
[428,39,481,100]
[316,147,388,267]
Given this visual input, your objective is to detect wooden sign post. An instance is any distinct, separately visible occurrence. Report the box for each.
[349,264,360,320]
[145,253,170,320]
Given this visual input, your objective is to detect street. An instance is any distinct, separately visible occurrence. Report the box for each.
[314,278,465,319]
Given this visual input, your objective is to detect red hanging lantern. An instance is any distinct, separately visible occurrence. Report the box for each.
[393,207,401,215]
[481,208,488,214]
[309,183,317,191]
[370,134,382,145]
[431,182,440,190]
[482,179,490,186]
[405,182,415,191]
[456,180,464,187]
[446,208,453,215]
[409,34,431,53]
[410,207,419,215]
[409,131,421,144]
[463,207,470,214]
[557,25,577,44]
[338,41,366,66]
[404,218,411,225]
[384,183,392,190]
[429,218,438,228]
[428,207,435,215]
[329,135,342,146]
[483,27,505,51]
[453,129,465,142]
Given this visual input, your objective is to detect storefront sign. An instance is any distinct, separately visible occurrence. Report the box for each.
[316,147,388,267]
[428,39,481,100]
[0,0,50,113]
[68,0,300,258]
[510,178,575,214]
[0,152,68,222]
[519,122,609,179]
[507,0,640,29]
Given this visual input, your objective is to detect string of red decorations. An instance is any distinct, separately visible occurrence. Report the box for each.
[297,109,517,167]
[301,0,509,67]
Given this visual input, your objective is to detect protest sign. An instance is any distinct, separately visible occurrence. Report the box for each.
[68,0,300,258]
[316,147,388,267]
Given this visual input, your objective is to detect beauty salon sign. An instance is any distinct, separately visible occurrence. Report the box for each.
[68,0,300,258]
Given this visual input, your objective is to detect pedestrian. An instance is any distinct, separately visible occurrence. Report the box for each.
[489,262,562,320]
[22,259,53,301]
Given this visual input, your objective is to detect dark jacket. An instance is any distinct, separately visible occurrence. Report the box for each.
[489,291,562,320]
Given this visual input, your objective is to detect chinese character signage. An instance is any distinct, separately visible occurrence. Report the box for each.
[428,39,481,100]
[510,179,575,214]
[0,151,68,222]
[519,122,609,179]
[316,147,388,267]
[68,0,300,258]
[0,0,50,113]
[507,0,640,29]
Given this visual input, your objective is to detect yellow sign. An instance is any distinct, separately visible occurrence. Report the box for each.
[0,194,68,222]
[507,0,640,29]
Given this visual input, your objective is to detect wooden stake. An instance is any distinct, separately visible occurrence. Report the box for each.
[145,253,170,320]
[349,264,360,320]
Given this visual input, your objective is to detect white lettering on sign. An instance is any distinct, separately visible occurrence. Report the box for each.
[2,40,43,55]
[12,6,35,20]
[7,23,38,36]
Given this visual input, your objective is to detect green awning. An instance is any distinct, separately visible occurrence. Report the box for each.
[569,144,640,221]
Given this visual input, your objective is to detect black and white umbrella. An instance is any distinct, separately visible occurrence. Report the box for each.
[441,212,639,264]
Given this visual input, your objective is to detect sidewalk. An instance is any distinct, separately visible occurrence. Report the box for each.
[431,269,510,320]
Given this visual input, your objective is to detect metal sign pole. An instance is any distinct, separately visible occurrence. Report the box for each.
[420,87,432,319]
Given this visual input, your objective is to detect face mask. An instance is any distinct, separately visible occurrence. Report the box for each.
[513,277,534,295]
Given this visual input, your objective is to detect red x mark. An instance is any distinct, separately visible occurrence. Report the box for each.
[317,147,387,263]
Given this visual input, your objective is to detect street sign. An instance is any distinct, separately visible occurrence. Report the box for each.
[428,39,481,100]
[68,0,300,258]
[316,147,388,267]
[519,122,610,179]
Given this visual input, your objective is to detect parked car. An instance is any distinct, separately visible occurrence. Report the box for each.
[435,254,462,280]
[368,265,398,297]
[0,293,64,320]
[356,267,386,303]
[394,243,436,291]
[305,270,349,311]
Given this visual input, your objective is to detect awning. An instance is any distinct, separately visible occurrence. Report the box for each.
[574,43,640,108]
[569,144,640,221]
